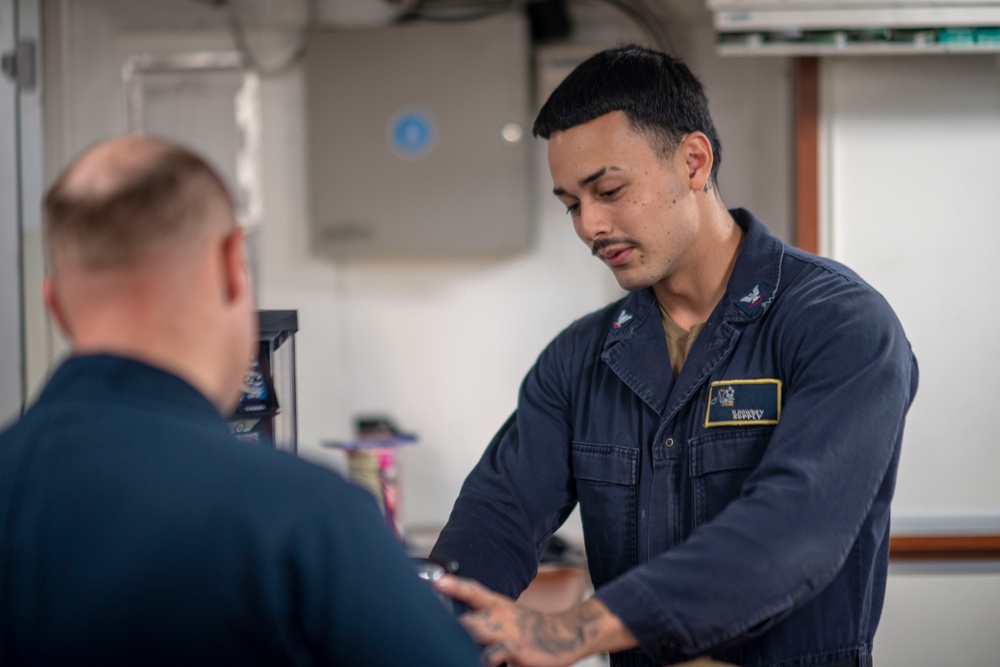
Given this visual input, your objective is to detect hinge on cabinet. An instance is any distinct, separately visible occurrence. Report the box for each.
[1,40,36,90]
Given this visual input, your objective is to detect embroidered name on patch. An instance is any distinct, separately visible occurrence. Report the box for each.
[705,379,782,428]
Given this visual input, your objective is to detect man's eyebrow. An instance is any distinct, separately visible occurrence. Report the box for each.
[552,166,621,196]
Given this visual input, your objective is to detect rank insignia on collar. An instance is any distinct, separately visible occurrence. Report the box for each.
[735,284,770,315]
[611,308,634,331]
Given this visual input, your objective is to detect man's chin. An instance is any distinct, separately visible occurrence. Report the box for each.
[612,273,651,293]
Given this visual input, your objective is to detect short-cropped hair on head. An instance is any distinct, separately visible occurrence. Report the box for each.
[533,44,723,186]
[44,140,235,269]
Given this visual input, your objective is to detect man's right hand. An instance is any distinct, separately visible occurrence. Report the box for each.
[434,574,637,667]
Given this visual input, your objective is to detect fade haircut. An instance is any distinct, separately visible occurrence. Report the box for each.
[533,44,723,187]
[44,138,235,269]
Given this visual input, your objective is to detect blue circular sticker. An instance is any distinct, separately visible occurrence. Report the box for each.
[388,109,437,160]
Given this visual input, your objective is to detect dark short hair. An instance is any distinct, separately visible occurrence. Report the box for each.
[533,44,722,186]
[44,139,234,268]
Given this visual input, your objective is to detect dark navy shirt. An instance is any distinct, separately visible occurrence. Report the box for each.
[433,209,919,667]
[0,354,480,666]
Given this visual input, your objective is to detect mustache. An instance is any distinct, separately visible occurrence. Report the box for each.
[591,237,639,257]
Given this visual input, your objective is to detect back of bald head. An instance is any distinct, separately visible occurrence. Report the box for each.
[44,137,236,270]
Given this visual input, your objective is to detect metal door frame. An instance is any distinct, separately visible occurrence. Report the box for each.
[0,0,43,425]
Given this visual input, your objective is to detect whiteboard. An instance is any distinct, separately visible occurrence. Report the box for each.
[822,55,1000,520]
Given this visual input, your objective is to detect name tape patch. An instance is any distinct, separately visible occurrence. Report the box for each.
[705,378,782,428]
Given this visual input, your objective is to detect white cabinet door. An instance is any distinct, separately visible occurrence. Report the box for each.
[823,54,1000,517]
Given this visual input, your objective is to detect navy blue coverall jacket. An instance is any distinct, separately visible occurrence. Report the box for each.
[433,209,919,667]
[0,355,480,666]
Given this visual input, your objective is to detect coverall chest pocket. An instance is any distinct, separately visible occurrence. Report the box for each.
[688,427,772,527]
[571,442,638,588]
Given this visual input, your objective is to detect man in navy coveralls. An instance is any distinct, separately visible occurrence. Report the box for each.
[432,45,919,667]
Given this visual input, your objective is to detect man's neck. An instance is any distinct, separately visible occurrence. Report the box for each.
[72,332,228,414]
[66,285,231,414]
[652,206,744,331]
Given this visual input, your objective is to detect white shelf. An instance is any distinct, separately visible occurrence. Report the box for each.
[709,1,1000,7]
[715,6,1000,31]
[717,40,1000,54]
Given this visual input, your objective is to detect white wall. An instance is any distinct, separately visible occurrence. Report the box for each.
[824,54,1000,517]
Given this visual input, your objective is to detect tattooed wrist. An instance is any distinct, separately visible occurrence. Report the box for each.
[517,599,607,659]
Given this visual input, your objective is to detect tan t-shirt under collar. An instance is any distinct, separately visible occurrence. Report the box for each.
[659,302,706,379]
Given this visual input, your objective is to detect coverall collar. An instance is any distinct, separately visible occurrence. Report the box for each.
[599,208,785,415]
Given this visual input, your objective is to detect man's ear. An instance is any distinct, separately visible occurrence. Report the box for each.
[42,276,73,340]
[221,226,250,306]
[680,132,714,193]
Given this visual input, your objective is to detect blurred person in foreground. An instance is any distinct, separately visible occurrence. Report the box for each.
[432,45,919,667]
[0,136,480,666]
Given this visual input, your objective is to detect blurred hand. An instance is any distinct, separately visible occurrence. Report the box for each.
[434,574,636,667]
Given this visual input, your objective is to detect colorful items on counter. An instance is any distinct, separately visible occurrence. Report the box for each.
[323,416,417,544]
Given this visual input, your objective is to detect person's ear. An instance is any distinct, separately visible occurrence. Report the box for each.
[221,226,251,306]
[680,132,714,193]
[42,275,73,340]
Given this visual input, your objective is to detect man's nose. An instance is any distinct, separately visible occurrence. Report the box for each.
[577,204,612,242]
